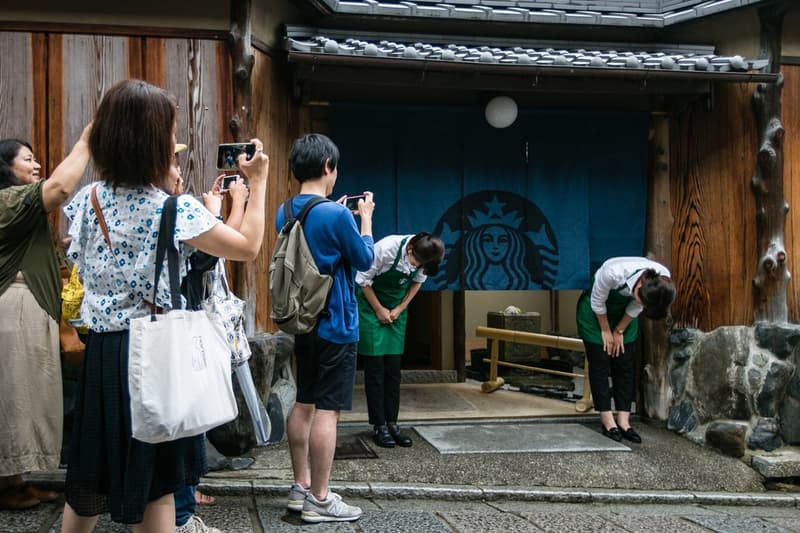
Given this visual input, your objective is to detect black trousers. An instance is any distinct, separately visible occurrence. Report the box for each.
[363,354,402,426]
[583,340,635,412]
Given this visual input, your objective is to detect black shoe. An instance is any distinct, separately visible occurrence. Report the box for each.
[602,426,622,442]
[387,423,412,447]
[620,426,642,443]
[373,425,395,448]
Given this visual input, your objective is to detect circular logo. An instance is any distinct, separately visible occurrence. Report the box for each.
[431,190,558,290]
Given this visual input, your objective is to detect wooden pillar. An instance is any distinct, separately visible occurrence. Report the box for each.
[752,3,789,323]
[641,111,673,420]
[228,0,257,334]
[454,290,465,382]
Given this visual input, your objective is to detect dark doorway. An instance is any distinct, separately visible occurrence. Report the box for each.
[403,291,442,369]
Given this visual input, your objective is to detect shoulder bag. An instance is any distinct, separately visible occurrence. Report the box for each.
[126,195,238,444]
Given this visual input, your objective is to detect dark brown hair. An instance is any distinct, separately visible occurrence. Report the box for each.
[638,269,675,320]
[0,139,31,189]
[408,232,445,276]
[90,79,176,189]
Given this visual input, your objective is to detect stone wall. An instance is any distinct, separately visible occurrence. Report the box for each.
[667,323,800,458]
[208,331,295,456]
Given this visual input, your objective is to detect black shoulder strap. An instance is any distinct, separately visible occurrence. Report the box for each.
[153,195,182,315]
[297,196,330,225]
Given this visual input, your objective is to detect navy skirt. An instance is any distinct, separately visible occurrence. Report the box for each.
[64,330,206,524]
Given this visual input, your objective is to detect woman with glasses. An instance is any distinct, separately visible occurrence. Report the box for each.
[356,232,444,448]
[576,257,675,444]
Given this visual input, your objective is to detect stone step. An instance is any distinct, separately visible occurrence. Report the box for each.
[751,447,800,478]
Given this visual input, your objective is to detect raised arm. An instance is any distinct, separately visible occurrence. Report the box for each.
[41,123,92,213]
[185,139,268,261]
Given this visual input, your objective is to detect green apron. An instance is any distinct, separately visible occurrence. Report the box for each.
[576,270,642,345]
[357,237,418,356]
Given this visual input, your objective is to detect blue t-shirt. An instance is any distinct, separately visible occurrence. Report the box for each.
[275,194,374,344]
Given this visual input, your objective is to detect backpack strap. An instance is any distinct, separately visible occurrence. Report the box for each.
[280,196,330,233]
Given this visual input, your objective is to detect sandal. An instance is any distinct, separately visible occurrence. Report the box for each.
[195,490,216,506]
[0,486,40,510]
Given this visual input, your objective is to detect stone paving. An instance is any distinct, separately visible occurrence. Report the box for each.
[9,419,800,531]
[4,496,800,532]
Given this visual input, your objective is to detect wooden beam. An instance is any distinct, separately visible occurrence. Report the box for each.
[641,112,673,421]
[0,20,227,40]
[293,63,713,96]
[228,0,257,335]
[752,3,789,322]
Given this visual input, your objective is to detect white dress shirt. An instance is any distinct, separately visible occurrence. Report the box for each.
[355,234,427,287]
[590,257,671,318]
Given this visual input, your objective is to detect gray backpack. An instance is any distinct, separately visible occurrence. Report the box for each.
[269,197,332,334]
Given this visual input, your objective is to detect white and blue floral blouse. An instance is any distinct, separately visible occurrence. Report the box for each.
[64,182,219,332]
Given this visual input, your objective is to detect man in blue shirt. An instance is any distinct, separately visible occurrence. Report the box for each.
[275,134,374,523]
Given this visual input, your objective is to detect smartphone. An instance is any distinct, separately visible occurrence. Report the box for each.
[221,175,239,191]
[216,143,256,171]
[345,194,366,211]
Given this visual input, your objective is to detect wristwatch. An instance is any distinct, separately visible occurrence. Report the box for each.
[615,329,624,335]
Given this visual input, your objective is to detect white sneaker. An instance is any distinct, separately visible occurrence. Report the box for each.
[301,491,362,523]
[175,515,221,533]
[287,483,309,511]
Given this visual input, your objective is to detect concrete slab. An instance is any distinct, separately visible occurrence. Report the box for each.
[439,510,541,532]
[518,511,622,532]
[359,510,452,532]
[684,514,793,533]
[193,499,253,532]
[415,423,630,454]
[751,447,800,478]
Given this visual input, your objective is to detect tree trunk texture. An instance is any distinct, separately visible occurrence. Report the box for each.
[228,0,258,334]
[642,113,673,420]
[752,4,789,323]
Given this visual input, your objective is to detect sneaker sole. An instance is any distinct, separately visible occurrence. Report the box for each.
[287,499,304,512]
[301,511,362,523]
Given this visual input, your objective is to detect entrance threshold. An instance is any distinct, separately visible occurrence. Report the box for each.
[341,382,589,424]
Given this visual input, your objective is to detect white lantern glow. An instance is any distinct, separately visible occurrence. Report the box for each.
[485,96,518,128]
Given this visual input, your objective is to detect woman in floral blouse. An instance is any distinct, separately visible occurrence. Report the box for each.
[60,79,269,532]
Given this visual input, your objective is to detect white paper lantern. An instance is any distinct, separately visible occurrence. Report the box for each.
[485,96,518,128]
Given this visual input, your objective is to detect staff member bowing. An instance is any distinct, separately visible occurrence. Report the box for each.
[576,256,675,444]
[356,232,444,448]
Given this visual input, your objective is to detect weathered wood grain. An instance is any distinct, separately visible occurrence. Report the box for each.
[247,50,308,331]
[670,82,759,329]
[783,65,799,321]
[62,34,128,187]
[642,113,673,420]
[162,38,219,197]
[0,32,34,144]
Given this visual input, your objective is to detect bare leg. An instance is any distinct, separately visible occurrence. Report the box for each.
[616,411,631,430]
[132,493,174,533]
[309,409,340,501]
[61,503,98,533]
[288,402,315,488]
[599,411,617,430]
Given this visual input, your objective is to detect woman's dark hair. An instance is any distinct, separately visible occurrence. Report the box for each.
[638,269,675,320]
[289,133,339,182]
[0,139,31,190]
[408,232,445,276]
[90,79,176,189]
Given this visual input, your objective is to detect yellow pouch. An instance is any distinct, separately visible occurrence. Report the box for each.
[61,264,88,334]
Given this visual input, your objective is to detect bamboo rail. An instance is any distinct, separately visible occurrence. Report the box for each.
[475,326,593,413]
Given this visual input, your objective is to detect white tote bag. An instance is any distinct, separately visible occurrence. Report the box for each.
[129,309,237,443]
[127,196,238,444]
